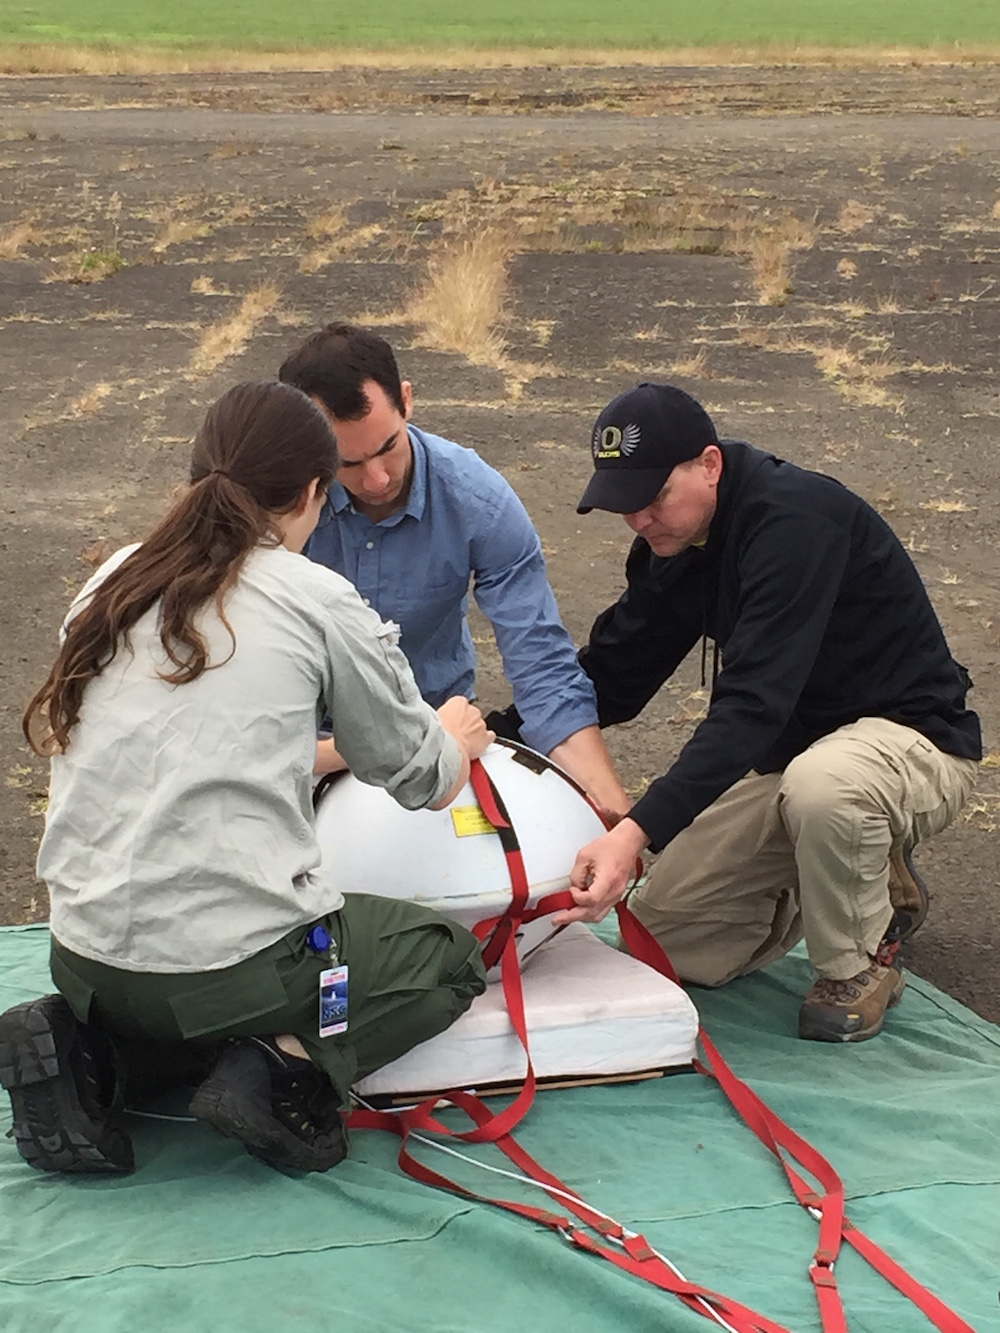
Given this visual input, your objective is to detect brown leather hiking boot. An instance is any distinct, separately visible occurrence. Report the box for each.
[798,940,905,1043]
[887,846,929,943]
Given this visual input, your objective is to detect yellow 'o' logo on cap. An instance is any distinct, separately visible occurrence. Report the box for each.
[595,425,623,459]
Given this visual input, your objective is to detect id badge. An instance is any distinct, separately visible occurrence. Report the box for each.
[319,965,348,1037]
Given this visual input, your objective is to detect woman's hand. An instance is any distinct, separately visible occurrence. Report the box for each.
[437,696,494,761]
[314,737,349,776]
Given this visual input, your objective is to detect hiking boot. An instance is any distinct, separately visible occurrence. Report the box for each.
[189,1039,347,1173]
[0,994,135,1173]
[887,846,929,943]
[798,939,905,1043]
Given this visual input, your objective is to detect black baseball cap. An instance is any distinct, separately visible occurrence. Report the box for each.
[577,383,719,514]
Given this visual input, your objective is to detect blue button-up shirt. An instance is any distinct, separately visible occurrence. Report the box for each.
[304,425,598,755]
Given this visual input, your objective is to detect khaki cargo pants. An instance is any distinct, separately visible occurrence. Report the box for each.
[629,718,979,985]
[50,892,487,1107]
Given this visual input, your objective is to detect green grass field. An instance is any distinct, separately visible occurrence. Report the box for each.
[3,0,1000,54]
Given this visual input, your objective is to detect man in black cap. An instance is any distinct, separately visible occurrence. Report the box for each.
[551,383,981,1042]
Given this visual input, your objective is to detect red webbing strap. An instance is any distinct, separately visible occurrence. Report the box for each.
[352,758,974,1333]
[372,759,537,1145]
[469,760,530,973]
[615,902,977,1333]
[401,934,537,1144]
[350,1095,791,1333]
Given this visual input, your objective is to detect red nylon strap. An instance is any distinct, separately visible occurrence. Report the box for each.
[615,902,976,1333]
[370,759,537,1145]
[350,1097,789,1333]
[469,760,530,973]
[349,759,975,1333]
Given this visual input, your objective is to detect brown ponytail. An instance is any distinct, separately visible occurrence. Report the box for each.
[24,380,337,755]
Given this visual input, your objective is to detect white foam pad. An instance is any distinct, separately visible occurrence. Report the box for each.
[355,922,699,1097]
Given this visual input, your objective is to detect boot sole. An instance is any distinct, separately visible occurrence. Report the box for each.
[189,1077,345,1173]
[0,998,134,1174]
[798,973,906,1044]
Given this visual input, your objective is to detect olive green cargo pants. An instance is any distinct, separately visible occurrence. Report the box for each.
[50,892,487,1107]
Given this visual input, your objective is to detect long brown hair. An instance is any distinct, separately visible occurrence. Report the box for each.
[24,380,337,755]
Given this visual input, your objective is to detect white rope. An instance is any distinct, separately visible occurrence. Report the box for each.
[351,1094,740,1333]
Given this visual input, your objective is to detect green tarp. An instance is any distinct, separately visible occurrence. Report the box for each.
[1,922,997,1332]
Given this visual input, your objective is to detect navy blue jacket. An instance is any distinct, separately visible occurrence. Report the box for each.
[580,441,982,851]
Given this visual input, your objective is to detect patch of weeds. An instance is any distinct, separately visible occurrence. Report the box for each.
[189,283,281,378]
[72,248,127,282]
[722,209,815,306]
[836,199,876,234]
[408,228,511,367]
[299,203,385,273]
[153,216,212,254]
[919,498,973,513]
[0,216,41,259]
[668,349,710,378]
[49,191,127,284]
[71,382,113,416]
[191,275,233,296]
[618,195,724,253]
[527,319,556,347]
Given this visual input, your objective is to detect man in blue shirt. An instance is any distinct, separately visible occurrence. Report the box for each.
[278,324,629,815]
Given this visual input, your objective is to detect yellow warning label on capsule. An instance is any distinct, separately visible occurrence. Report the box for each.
[451,804,496,837]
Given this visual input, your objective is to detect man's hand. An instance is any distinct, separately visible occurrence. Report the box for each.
[551,817,650,926]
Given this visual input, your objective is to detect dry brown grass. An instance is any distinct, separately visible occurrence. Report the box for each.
[724,210,816,306]
[0,217,41,259]
[668,349,709,378]
[736,326,905,411]
[837,257,859,279]
[407,229,511,366]
[305,205,348,242]
[837,199,876,234]
[4,41,1000,75]
[527,318,557,347]
[189,282,281,377]
[153,215,212,253]
[299,204,385,273]
[71,382,113,416]
[810,342,904,409]
[906,359,965,373]
[190,275,233,296]
[415,178,814,307]
[919,498,974,513]
[618,196,726,254]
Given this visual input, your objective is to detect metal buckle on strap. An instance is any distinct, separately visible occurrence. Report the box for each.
[809,1258,838,1289]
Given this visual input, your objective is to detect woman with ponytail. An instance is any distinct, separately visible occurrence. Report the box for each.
[1,380,491,1176]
